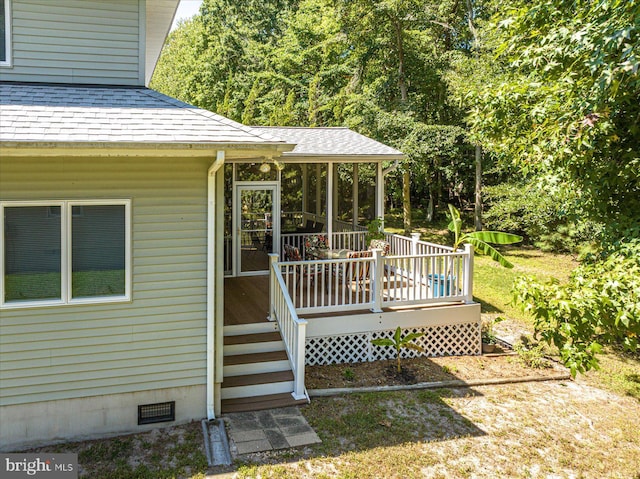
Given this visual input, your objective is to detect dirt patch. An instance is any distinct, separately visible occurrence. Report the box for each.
[305,351,568,389]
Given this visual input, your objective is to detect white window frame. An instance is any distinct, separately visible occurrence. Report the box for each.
[0,200,132,309]
[0,0,12,67]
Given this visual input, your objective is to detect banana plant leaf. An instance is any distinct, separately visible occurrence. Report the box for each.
[465,237,515,268]
[467,231,523,244]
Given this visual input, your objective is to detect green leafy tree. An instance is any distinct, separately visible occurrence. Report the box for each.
[152,0,483,222]
[371,327,425,373]
[514,238,640,377]
[468,0,640,231]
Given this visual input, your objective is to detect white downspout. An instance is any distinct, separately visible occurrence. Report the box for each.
[207,150,225,420]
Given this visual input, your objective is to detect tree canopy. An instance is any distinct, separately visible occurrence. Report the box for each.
[468,0,640,231]
[152,0,480,224]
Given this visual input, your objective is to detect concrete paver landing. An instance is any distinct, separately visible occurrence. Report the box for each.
[224,407,321,455]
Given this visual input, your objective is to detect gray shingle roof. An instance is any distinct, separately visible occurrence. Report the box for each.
[0,83,287,146]
[250,127,404,158]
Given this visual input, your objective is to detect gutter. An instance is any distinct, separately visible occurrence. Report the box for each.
[383,160,402,176]
[0,142,295,158]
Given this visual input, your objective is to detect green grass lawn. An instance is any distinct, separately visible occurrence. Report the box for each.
[473,246,578,322]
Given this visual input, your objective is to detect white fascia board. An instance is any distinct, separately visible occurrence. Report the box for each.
[278,154,406,163]
[0,143,295,158]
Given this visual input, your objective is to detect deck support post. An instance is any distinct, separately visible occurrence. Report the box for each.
[292,318,308,401]
[463,243,474,303]
[377,162,385,228]
[327,162,334,247]
[371,248,384,313]
[352,163,358,230]
[410,232,420,255]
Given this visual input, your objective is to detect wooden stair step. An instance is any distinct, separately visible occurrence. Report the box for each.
[224,332,282,346]
[221,392,308,414]
[225,350,288,366]
[222,370,294,389]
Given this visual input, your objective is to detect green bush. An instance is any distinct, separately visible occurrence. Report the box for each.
[513,238,640,377]
[482,181,602,253]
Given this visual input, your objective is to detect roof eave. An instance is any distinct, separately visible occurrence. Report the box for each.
[0,141,296,158]
[278,153,406,162]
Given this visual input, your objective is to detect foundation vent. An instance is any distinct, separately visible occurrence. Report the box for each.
[138,401,175,425]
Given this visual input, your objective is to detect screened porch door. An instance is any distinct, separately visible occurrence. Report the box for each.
[235,184,279,275]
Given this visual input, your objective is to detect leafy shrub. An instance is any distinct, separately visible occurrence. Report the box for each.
[343,367,355,381]
[513,337,551,369]
[483,181,602,253]
[513,238,640,376]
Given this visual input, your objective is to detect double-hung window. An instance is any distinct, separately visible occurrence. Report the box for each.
[1,200,131,308]
[0,0,11,67]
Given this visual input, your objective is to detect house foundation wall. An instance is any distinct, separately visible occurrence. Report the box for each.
[304,303,481,365]
[0,385,206,452]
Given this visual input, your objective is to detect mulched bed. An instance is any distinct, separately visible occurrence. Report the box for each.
[305,351,568,389]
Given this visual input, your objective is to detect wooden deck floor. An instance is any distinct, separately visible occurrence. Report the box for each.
[224,275,270,326]
[224,273,458,325]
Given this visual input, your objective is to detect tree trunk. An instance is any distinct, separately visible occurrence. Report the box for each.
[403,170,412,234]
[426,193,434,222]
[393,19,408,104]
[393,16,411,233]
[466,0,483,231]
[474,145,483,231]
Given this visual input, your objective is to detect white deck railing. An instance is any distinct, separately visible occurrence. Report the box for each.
[381,251,468,306]
[268,255,308,401]
[279,255,376,313]
[275,233,474,315]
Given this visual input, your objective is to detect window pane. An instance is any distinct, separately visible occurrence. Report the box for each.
[72,205,126,298]
[0,0,6,63]
[4,206,62,302]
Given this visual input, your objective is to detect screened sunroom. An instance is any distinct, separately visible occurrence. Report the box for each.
[223,127,400,277]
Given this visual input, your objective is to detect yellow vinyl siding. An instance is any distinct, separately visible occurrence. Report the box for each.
[0,155,211,406]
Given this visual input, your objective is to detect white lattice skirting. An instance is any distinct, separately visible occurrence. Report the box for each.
[305,321,481,366]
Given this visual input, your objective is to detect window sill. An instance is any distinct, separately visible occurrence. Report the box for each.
[1,295,131,310]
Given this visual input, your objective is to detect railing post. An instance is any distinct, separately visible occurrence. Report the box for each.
[268,254,279,321]
[292,318,308,400]
[410,232,421,284]
[371,248,383,313]
[463,244,474,303]
[411,232,420,256]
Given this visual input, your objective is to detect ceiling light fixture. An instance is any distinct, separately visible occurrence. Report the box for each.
[259,162,271,173]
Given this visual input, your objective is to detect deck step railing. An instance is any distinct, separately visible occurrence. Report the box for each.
[268,255,308,401]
